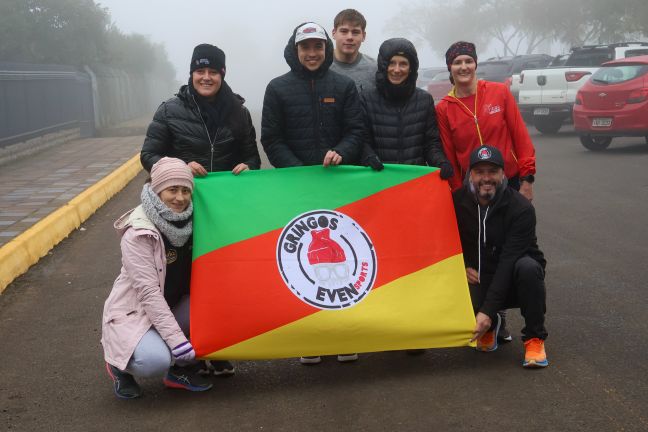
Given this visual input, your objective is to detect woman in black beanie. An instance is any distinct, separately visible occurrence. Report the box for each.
[141,43,260,177]
[141,43,259,377]
[359,38,453,179]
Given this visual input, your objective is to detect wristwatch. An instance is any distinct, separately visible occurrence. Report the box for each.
[520,174,535,184]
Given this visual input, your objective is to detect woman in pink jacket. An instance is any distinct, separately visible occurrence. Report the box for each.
[101,157,211,399]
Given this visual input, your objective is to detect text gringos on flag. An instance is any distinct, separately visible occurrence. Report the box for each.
[190,165,475,360]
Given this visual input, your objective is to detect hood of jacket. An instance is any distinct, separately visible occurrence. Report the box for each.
[114,205,157,237]
[376,38,419,102]
[284,22,334,79]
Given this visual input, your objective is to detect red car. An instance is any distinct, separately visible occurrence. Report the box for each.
[426,71,453,104]
[573,55,648,150]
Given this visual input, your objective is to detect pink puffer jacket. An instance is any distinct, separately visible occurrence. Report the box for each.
[101,205,188,370]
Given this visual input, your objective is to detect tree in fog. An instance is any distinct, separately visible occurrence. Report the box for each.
[0,0,109,65]
[389,0,648,58]
[387,0,551,57]
[104,29,176,82]
[0,0,175,80]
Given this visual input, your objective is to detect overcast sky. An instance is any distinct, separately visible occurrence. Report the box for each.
[98,0,449,109]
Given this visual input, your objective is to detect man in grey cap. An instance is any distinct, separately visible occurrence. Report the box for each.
[453,145,549,368]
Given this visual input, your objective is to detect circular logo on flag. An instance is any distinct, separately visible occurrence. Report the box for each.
[276,210,377,310]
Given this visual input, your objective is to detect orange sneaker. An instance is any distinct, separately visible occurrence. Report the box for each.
[523,338,548,368]
[476,313,501,352]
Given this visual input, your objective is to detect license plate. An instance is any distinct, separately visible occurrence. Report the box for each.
[533,107,550,115]
[592,118,612,127]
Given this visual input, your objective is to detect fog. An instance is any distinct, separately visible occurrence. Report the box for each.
[98,0,445,109]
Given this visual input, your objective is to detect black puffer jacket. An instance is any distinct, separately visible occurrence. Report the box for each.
[361,38,448,167]
[453,184,546,320]
[260,24,364,167]
[141,84,260,172]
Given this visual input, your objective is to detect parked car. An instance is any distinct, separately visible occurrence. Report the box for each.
[477,54,553,83]
[573,55,648,151]
[416,67,447,90]
[426,71,453,103]
[518,42,648,134]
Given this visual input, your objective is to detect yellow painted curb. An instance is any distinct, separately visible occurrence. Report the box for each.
[0,154,142,294]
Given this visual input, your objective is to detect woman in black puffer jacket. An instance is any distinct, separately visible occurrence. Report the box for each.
[141,44,260,175]
[360,38,453,178]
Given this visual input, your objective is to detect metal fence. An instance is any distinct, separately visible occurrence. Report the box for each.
[0,62,175,149]
[0,62,94,148]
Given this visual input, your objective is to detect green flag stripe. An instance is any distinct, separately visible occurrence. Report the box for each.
[193,164,436,259]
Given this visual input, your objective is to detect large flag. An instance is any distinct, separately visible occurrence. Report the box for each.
[190,165,475,360]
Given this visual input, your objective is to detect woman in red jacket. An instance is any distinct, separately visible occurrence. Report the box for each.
[435,41,536,201]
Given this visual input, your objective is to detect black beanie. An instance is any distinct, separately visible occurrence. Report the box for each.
[190,44,226,75]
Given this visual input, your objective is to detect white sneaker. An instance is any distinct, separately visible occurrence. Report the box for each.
[337,353,359,362]
[299,356,322,365]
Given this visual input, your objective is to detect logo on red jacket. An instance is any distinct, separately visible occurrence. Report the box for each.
[277,210,377,310]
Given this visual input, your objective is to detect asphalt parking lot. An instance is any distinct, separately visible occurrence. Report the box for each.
[1,127,647,431]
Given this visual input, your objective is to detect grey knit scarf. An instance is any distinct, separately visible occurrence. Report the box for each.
[141,184,193,247]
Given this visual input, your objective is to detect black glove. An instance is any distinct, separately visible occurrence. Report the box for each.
[439,161,454,180]
[364,155,384,171]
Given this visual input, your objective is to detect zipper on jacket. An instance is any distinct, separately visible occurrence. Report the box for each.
[311,79,321,153]
[397,107,403,163]
[191,94,217,172]
[477,204,489,280]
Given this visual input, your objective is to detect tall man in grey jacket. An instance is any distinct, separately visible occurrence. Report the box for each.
[330,9,377,94]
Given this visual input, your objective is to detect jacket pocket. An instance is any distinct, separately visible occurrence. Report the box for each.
[104,309,138,324]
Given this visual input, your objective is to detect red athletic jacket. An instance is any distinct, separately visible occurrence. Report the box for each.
[435,80,536,191]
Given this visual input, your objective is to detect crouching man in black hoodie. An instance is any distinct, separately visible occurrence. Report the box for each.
[453,145,549,368]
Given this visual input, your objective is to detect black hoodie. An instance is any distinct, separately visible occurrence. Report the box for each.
[453,184,546,320]
[360,38,448,167]
[260,23,364,167]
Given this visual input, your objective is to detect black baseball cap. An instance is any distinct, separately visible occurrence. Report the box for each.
[469,145,504,169]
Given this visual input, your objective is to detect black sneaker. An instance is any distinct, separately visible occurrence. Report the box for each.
[164,365,213,392]
[211,360,235,376]
[498,312,513,343]
[105,362,142,399]
[198,360,236,376]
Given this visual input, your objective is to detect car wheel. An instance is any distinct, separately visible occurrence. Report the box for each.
[580,135,612,151]
[533,116,563,134]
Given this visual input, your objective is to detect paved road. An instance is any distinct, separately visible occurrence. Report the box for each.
[1,128,647,431]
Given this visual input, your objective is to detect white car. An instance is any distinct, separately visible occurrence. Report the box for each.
[517,43,648,134]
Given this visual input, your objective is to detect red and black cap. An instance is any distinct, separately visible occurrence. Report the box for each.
[469,145,504,169]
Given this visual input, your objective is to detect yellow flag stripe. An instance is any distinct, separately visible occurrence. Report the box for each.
[202,254,476,360]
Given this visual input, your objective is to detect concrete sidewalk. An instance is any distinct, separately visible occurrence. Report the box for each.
[0,135,143,247]
[0,119,149,292]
